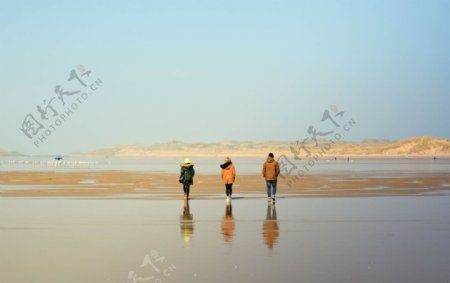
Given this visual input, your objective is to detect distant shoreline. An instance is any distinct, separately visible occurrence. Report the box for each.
[2,154,450,159]
[70,154,450,158]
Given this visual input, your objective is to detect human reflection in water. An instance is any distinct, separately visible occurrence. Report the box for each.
[263,204,279,249]
[180,200,194,246]
[221,203,235,243]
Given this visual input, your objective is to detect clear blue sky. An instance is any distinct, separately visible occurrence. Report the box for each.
[1,0,449,155]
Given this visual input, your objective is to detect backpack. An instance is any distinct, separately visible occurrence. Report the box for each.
[178,172,185,183]
[180,166,193,183]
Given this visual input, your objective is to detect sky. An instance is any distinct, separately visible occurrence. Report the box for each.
[1,0,449,155]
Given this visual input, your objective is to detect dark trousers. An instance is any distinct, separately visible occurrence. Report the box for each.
[225,183,233,196]
[266,180,277,197]
[183,183,190,197]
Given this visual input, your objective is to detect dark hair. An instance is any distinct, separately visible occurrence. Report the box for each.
[268,153,274,158]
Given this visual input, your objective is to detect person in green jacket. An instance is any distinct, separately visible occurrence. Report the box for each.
[180,158,195,200]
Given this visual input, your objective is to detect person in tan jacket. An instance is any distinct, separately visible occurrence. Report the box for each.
[262,153,280,203]
[220,157,236,202]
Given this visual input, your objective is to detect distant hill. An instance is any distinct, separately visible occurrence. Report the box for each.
[72,136,450,157]
[0,149,23,156]
[325,136,450,156]
[72,140,291,157]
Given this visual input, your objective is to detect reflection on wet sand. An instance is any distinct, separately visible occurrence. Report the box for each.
[221,203,235,243]
[180,200,193,246]
[263,204,279,249]
[2,197,450,283]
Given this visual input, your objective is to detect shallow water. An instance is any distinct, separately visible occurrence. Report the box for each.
[1,197,450,283]
[1,156,450,176]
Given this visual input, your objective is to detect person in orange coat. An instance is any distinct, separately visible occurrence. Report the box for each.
[221,203,235,243]
[220,157,236,202]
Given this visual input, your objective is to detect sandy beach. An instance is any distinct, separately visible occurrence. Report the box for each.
[1,170,450,198]
[2,163,450,283]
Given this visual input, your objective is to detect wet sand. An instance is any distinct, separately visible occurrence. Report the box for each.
[2,170,450,282]
[1,197,450,283]
[1,171,450,198]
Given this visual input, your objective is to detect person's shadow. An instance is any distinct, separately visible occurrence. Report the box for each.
[221,203,235,244]
[262,204,279,249]
[180,200,194,246]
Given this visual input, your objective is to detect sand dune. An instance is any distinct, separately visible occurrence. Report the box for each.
[0,149,23,157]
[2,136,449,157]
[71,136,450,157]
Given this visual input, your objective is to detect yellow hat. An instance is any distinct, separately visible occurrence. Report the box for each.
[184,158,191,164]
